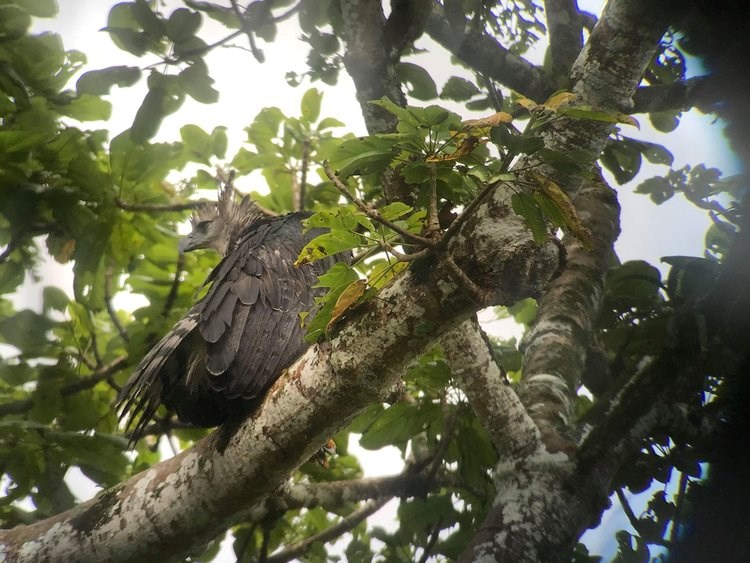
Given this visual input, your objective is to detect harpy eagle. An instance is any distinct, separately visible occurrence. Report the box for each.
[117,186,348,443]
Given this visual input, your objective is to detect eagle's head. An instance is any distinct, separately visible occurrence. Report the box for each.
[180,183,265,255]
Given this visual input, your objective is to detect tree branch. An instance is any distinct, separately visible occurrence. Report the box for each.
[425,9,553,103]
[265,498,388,563]
[544,0,584,86]
[104,263,129,343]
[441,318,540,457]
[323,161,437,248]
[338,0,405,134]
[518,171,620,452]
[115,198,207,213]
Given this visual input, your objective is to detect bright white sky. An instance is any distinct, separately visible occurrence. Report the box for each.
[18,0,742,560]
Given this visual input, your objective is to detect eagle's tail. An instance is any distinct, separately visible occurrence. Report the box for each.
[116,312,199,447]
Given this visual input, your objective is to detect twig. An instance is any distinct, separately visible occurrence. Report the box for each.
[418,517,444,563]
[323,161,437,248]
[381,240,431,263]
[104,263,129,343]
[0,355,129,417]
[230,0,265,62]
[161,253,185,319]
[86,309,103,368]
[265,498,389,563]
[270,2,301,23]
[426,404,459,480]
[616,487,641,533]
[427,163,440,236]
[115,198,208,213]
[669,471,689,545]
[443,254,490,306]
[436,177,509,251]
[0,238,18,264]
[129,417,200,440]
[298,140,310,212]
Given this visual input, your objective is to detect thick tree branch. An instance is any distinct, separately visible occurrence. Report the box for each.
[441,318,540,457]
[425,10,553,103]
[461,1,672,560]
[518,172,620,452]
[544,0,584,86]
[339,0,405,134]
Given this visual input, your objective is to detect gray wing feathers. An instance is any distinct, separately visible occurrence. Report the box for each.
[117,311,200,443]
[117,213,350,443]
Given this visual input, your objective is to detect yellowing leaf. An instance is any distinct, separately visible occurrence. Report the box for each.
[531,172,592,248]
[327,279,367,331]
[425,136,481,162]
[516,97,539,111]
[543,92,577,110]
[461,111,513,131]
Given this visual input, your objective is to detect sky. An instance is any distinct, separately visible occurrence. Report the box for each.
[15,0,743,561]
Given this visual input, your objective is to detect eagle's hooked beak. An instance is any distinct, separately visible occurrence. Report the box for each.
[178,233,197,254]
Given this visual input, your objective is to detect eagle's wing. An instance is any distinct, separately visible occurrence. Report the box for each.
[116,307,202,444]
[117,213,344,444]
[196,215,330,401]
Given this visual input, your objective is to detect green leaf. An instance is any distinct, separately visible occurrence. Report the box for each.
[636,139,673,165]
[601,139,642,184]
[102,27,149,57]
[0,260,25,294]
[379,202,412,221]
[55,94,112,122]
[359,403,423,450]
[317,117,345,131]
[131,88,167,142]
[43,287,69,312]
[184,0,238,28]
[211,126,227,158]
[180,124,212,164]
[508,297,537,326]
[76,66,141,95]
[649,110,680,133]
[17,0,58,17]
[166,8,202,42]
[440,76,480,101]
[635,176,673,204]
[399,495,457,530]
[304,262,361,341]
[369,97,419,126]
[296,231,362,266]
[604,261,663,310]
[230,148,283,174]
[30,378,63,424]
[397,62,438,101]
[178,61,219,103]
[304,206,372,232]
[330,136,399,179]
[511,192,546,245]
[132,0,166,39]
[0,5,32,40]
[300,87,322,123]
[0,130,52,153]
[0,309,55,351]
